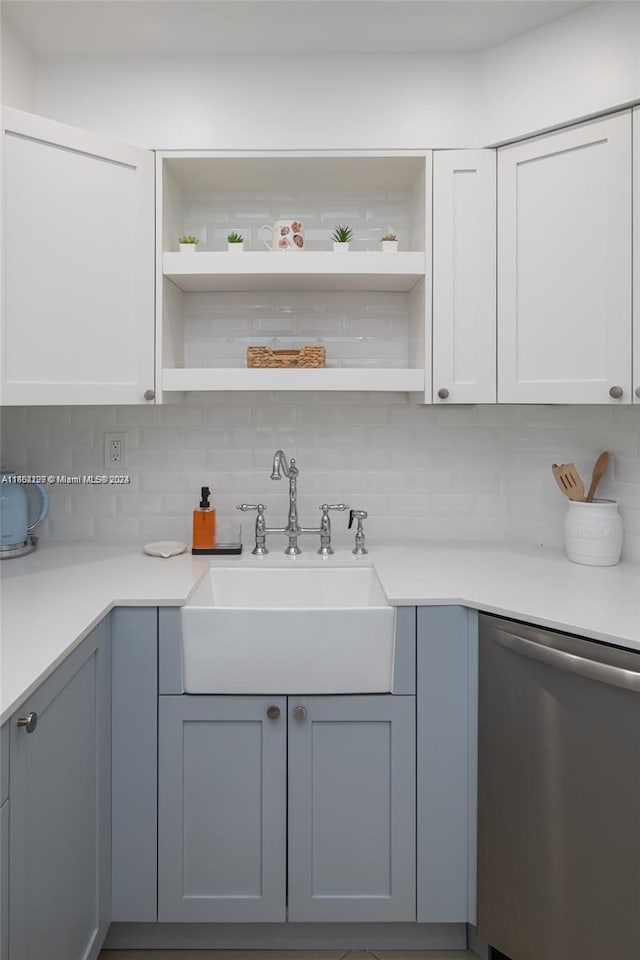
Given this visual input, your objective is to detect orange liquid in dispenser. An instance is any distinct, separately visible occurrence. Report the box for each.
[192,486,216,551]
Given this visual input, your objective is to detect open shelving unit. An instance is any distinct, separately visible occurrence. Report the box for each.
[156,151,432,400]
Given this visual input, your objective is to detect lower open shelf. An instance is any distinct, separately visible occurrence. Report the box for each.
[161,367,426,393]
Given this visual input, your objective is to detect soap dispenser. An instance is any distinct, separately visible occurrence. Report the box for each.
[192,486,216,554]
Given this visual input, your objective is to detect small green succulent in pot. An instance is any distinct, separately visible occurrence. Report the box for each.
[331,225,354,251]
[331,225,354,244]
[226,230,245,251]
[178,235,199,252]
[380,230,398,251]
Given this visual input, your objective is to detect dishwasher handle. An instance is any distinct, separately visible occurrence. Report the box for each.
[494,628,640,694]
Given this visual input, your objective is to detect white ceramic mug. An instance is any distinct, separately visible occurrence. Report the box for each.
[564,498,623,566]
[260,220,304,251]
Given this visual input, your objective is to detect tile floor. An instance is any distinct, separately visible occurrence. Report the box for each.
[99,951,479,959]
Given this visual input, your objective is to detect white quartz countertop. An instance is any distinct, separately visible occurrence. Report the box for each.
[1,539,639,725]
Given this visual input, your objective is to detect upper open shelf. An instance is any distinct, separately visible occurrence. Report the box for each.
[163,251,426,292]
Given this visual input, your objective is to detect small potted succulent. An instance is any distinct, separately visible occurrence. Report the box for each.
[380,231,398,252]
[227,230,245,252]
[331,224,354,252]
[178,235,199,253]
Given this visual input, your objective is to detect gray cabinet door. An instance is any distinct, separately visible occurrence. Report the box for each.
[417,606,478,924]
[111,607,158,921]
[288,694,416,922]
[158,695,286,922]
[1,801,8,960]
[9,618,110,960]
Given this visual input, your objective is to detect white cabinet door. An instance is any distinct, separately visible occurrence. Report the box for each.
[432,150,496,404]
[634,107,640,404]
[498,112,632,404]
[1,107,154,405]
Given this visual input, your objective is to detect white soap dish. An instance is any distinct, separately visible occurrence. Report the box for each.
[143,540,188,558]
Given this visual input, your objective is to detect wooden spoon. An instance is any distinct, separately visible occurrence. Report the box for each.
[585,451,609,503]
[551,463,585,501]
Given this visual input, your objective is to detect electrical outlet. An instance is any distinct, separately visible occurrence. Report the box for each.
[104,432,127,468]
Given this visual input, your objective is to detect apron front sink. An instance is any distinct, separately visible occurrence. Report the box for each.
[181,566,396,694]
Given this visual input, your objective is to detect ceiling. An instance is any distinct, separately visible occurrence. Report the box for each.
[3,0,594,56]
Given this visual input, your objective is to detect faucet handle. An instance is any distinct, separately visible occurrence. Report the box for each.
[236,504,268,556]
[317,504,349,558]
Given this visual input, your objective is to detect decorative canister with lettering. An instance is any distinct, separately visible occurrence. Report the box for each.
[564,499,623,566]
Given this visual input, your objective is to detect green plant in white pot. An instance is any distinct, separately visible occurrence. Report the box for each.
[331,224,353,252]
[227,230,245,252]
[178,235,199,253]
[380,231,398,252]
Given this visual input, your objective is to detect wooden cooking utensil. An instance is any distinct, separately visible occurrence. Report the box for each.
[551,463,585,501]
[585,451,609,503]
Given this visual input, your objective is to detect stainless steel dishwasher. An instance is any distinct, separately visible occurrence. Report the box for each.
[477,613,640,960]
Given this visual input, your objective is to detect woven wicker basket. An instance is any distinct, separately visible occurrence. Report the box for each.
[246,345,326,368]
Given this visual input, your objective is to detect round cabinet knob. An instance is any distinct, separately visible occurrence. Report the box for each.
[266,705,280,720]
[609,385,624,399]
[144,388,155,402]
[293,705,307,721]
[17,711,38,733]
[437,388,449,400]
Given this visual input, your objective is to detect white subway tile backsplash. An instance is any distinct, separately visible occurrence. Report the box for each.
[116,406,162,426]
[2,401,639,562]
[71,493,117,517]
[140,472,196,494]
[94,517,138,539]
[49,516,95,539]
[453,516,509,539]
[117,494,163,516]
[162,449,208,470]
[49,427,94,449]
[431,494,477,516]
[139,517,191,541]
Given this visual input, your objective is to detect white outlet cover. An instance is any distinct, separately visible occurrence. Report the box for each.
[104,432,127,468]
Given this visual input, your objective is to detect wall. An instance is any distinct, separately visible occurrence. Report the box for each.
[479,2,640,145]
[1,18,36,112]
[6,4,637,148]
[32,53,481,150]
[1,400,639,562]
[2,6,639,564]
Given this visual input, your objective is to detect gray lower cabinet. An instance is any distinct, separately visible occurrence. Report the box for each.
[1,722,8,960]
[288,694,415,922]
[1,800,8,960]
[158,695,287,922]
[158,693,415,923]
[8,618,111,960]
[417,606,478,925]
[111,607,158,922]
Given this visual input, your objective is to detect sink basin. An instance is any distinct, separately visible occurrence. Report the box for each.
[181,566,396,694]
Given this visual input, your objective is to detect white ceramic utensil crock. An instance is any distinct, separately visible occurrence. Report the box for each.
[564,498,623,566]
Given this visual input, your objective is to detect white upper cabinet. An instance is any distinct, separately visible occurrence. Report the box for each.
[634,108,640,405]
[497,112,632,404]
[1,108,155,405]
[432,150,496,404]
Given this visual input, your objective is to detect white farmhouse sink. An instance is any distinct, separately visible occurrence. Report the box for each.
[181,566,396,694]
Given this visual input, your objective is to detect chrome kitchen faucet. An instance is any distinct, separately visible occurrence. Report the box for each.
[237,450,348,557]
